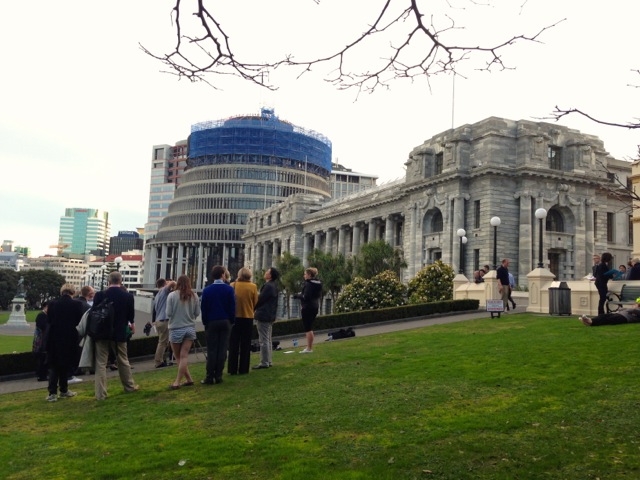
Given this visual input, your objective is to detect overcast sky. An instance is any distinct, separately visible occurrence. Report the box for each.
[1,0,638,257]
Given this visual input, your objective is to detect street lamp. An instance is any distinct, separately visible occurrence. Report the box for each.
[100,264,108,291]
[490,216,501,270]
[535,208,548,268]
[114,256,123,271]
[456,228,467,274]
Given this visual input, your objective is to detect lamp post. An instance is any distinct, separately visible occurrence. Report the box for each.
[535,208,548,268]
[114,256,123,271]
[456,228,467,274]
[490,216,501,270]
[100,264,108,291]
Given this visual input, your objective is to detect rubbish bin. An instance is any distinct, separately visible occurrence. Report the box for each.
[549,281,571,315]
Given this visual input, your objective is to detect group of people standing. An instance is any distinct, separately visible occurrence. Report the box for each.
[34,271,139,402]
[152,265,323,390]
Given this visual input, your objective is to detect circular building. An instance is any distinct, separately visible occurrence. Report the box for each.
[144,107,332,287]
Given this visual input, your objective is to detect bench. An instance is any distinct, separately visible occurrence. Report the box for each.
[606,284,640,312]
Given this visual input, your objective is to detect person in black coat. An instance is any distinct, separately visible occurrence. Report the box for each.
[253,267,280,370]
[293,267,323,354]
[45,285,84,401]
[594,252,614,315]
[32,302,49,381]
[91,271,139,400]
[627,258,640,280]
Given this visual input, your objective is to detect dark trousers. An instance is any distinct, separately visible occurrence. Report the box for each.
[591,313,628,326]
[35,352,47,380]
[596,284,608,315]
[228,318,253,375]
[48,364,69,395]
[205,320,231,382]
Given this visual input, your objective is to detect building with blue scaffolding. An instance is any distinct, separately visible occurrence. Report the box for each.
[143,107,332,288]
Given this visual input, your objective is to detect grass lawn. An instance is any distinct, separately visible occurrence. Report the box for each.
[0,313,638,479]
[0,311,36,354]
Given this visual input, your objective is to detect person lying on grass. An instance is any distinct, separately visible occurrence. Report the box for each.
[580,299,640,326]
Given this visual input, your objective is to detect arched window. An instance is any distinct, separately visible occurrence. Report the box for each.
[546,209,564,232]
[431,211,444,232]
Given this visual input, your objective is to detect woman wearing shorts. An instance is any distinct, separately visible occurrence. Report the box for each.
[294,268,323,354]
[166,275,201,389]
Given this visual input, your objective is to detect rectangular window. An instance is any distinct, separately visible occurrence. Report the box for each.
[435,152,444,175]
[629,215,634,246]
[548,146,562,170]
[593,211,597,237]
[474,200,480,229]
[607,212,614,242]
[473,249,480,271]
[154,148,164,160]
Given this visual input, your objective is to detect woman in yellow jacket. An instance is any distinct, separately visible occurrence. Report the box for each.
[229,267,259,375]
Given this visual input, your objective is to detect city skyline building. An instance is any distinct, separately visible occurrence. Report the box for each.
[144,140,188,242]
[109,230,144,255]
[330,162,378,199]
[58,208,110,256]
[143,107,332,287]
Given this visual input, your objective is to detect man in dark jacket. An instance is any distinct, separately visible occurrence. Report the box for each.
[45,284,84,402]
[200,265,236,384]
[91,272,139,400]
[294,267,322,353]
[253,267,280,370]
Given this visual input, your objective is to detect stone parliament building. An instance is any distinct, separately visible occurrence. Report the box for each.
[243,117,633,287]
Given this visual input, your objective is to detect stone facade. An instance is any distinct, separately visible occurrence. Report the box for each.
[244,117,633,286]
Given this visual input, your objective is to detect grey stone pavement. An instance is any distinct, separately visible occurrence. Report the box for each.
[0,296,528,395]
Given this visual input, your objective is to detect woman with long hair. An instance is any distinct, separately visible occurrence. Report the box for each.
[166,275,201,389]
[294,267,323,353]
[229,267,258,375]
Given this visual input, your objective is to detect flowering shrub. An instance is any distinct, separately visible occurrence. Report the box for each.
[334,270,407,312]
[407,260,455,304]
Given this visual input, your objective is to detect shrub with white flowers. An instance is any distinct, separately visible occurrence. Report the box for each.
[334,270,407,312]
[407,260,455,304]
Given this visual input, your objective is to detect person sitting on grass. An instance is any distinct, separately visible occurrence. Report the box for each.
[579,299,640,326]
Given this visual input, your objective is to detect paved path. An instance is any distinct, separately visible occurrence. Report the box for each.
[0,300,529,395]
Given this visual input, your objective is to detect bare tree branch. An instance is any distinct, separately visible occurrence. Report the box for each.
[549,107,640,130]
[140,0,562,92]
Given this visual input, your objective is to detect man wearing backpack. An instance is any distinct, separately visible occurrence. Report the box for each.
[91,271,139,400]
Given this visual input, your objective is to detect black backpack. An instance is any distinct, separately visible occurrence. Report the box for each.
[87,298,115,340]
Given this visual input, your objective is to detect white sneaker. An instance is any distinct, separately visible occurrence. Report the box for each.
[46,394,57,402]
[59,390,77,398]
[68,377,83,384]
[299,348,313,354]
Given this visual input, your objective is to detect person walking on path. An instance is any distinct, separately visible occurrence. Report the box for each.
[594,252,615,316]
[200,265,236,385]
[496,259,511,313]
[228,267,258,375]
[153,278,175,368]
[294,267,323,354]
[44,284,84,402]
[166,275,201,389]
[92,272,139,400]
[253,267,280,369]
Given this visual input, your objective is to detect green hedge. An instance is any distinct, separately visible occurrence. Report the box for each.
[0,300,478,377]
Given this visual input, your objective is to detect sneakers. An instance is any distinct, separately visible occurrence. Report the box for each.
[299,348,313,354]
[68,376,83,384]
[59,390,77,398]
[46,394,57,402]
[155,362,169,369]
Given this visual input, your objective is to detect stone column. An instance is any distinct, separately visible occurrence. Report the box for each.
[303,234,311,267]
[338,226,346,256]
[314,232,322,253]
[352,222,361,256]
[452,196,465,272]
[409,203,417,278]
[197,243,205,290]
[516,192,533,286]
[585,199,595,269]
[325,229,334,254]
[161,244,168,280]
[385,216,394,246]
[368,219,376,242]
[272,240,279,262]
[177,243,184,277]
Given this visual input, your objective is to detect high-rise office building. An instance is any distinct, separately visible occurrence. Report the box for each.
[144,140,188,242]
[109,231,144,255]
[58,208,110,256]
